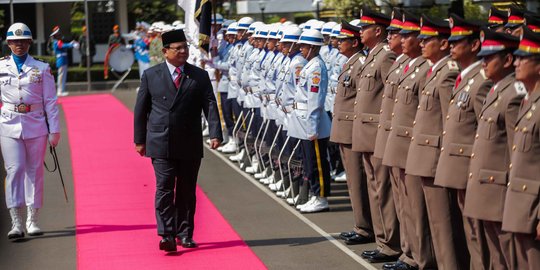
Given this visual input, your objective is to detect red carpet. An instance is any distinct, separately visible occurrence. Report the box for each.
[61,94,266,269]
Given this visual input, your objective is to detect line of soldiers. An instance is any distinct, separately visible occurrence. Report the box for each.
[206,5,540,270]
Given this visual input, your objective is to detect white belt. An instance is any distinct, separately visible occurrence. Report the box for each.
[56,53,68,57]
[265,93,276,101]
[2,102,43,113]
[283,105,294,113]
[293,102,308,111]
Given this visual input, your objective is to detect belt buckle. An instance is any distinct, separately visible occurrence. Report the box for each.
[15,103,30,113]
[292,103,297,109]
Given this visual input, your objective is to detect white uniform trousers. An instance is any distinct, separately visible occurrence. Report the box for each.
[2,135,48,209]
[57,65,68,95]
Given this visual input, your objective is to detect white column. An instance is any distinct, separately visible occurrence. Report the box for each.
[35,3,45,56]
[117,0,128,34]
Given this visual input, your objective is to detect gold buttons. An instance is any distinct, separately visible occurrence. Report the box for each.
[378,124,381,128]
[450,99,454,104]
[459,148,464,154]
[354,101,357,105]
[469,173,473,179]
[421,91,425,95]
[522,127,528,133]
[425,92,430,95]
[346,115,349,119]
[446,115,450,120]
[425,139,429,144]
[411,137,415,141]
[369,117,373,121]
[509,163,512,169]
[441,147,444,152]
[392,113,395,117]
[413,120,416,126]
[488,117,493,123]
[395,99,398,103]
[417,105,421,110]
[489,176,494,183]
[475,134,479,139]
[512,145,517,151]
[405,131,410,135]
[471,153,475,158]
[515,126,519,132]
[390,127,393,130]
[382,94,386,98]
[380,109,383,113]
[354,115,357,119]
[522,185,527,191]
[443,131,446,135]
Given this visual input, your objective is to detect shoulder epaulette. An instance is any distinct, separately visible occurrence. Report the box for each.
[383,44,390,51]
[447,60,459,71]
[0,55,10,61]
[34,58,47,63]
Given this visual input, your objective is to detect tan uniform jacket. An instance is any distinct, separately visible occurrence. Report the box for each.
[352,43,396,152]
[382,57,430,169]
[464,73,523,222]
[373,55,410,159]
[434,63,493,189]
[405,57,459,177]
[502,86,540,234]
[330,52,364,144]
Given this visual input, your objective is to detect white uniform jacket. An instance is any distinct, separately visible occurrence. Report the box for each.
[0,55,59,139]
[287,55,331,140]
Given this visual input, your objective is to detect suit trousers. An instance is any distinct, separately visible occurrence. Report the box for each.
[457,189,490,270]
[512,233,540,270]
[2,135,47,209]
[389,167,416,267]
[483,220,513,270]
[301,138,331,197]
[402,169,436,269]
[362,153,400,256]
[152,158,201,238]
[339,144,372,237]
[422,177,469,270]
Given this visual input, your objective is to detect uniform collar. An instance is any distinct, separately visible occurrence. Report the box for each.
[430,55,450,72]
[460,60,481,79]
[165,60,184,76]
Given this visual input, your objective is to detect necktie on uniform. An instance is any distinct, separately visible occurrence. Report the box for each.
[454,74,462,89]
[403,64,410,74]
[427,67,433,77]
[174,67,182,89]
[489,86,495,95]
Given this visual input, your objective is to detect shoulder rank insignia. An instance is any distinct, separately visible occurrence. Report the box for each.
[0,55,10,61]
[34,58,47,63]
[312,76,321,85]
[383,45,390,51]
[447,60,459,71]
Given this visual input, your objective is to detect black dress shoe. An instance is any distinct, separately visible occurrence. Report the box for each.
[339,231,356,240]
[395,262,418,270]
[361,249,378,259]
[179,237,197,248]
[159,236,177,252]
[383,261,418,270]
[367,251,400,263]
[344,233,374,245]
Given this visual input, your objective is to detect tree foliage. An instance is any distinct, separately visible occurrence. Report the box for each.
[323,0,376,19]
[128,0,183,24]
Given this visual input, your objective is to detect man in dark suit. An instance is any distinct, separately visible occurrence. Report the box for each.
[134,29,222,252]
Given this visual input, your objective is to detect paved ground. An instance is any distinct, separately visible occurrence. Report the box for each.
[0,90,386,270]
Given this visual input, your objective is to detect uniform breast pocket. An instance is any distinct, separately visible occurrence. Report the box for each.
[362,73,376,92]
[456,92,471,122]
[420,91,434,111]
[399,85,414,105]
[517,123,536,152]
[481,111,500,140]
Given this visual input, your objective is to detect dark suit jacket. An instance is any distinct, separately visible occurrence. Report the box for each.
[134,62,223,160]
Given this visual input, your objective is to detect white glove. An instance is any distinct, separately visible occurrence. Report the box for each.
[71,41,80,50]
[48,133,61,147]
[308,134,318,141]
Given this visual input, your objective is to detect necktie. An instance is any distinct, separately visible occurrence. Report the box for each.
[454,74,462,89]
[174,67,182,89]
[403,64,410,74]
[489,86,495,95]
[427,67,433,77]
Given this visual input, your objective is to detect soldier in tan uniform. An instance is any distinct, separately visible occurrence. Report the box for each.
[382,11,434,270]
[463,29,523,270]
[349,8,401,263]
[330,21,374,245]
[434,14,493,270]
[502,26,540,270]
[405,15,467,270]
[486,7,508,33]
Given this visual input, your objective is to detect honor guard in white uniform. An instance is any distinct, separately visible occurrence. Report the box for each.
[2,23,60,239]
[212,22,235,147]
[320,21,338,70]
[326,24,348,113]
[287,29,332,213]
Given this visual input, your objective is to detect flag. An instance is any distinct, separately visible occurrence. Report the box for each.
[178,0,212,54]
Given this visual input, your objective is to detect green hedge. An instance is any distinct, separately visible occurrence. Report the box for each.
[38,56,141,82]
